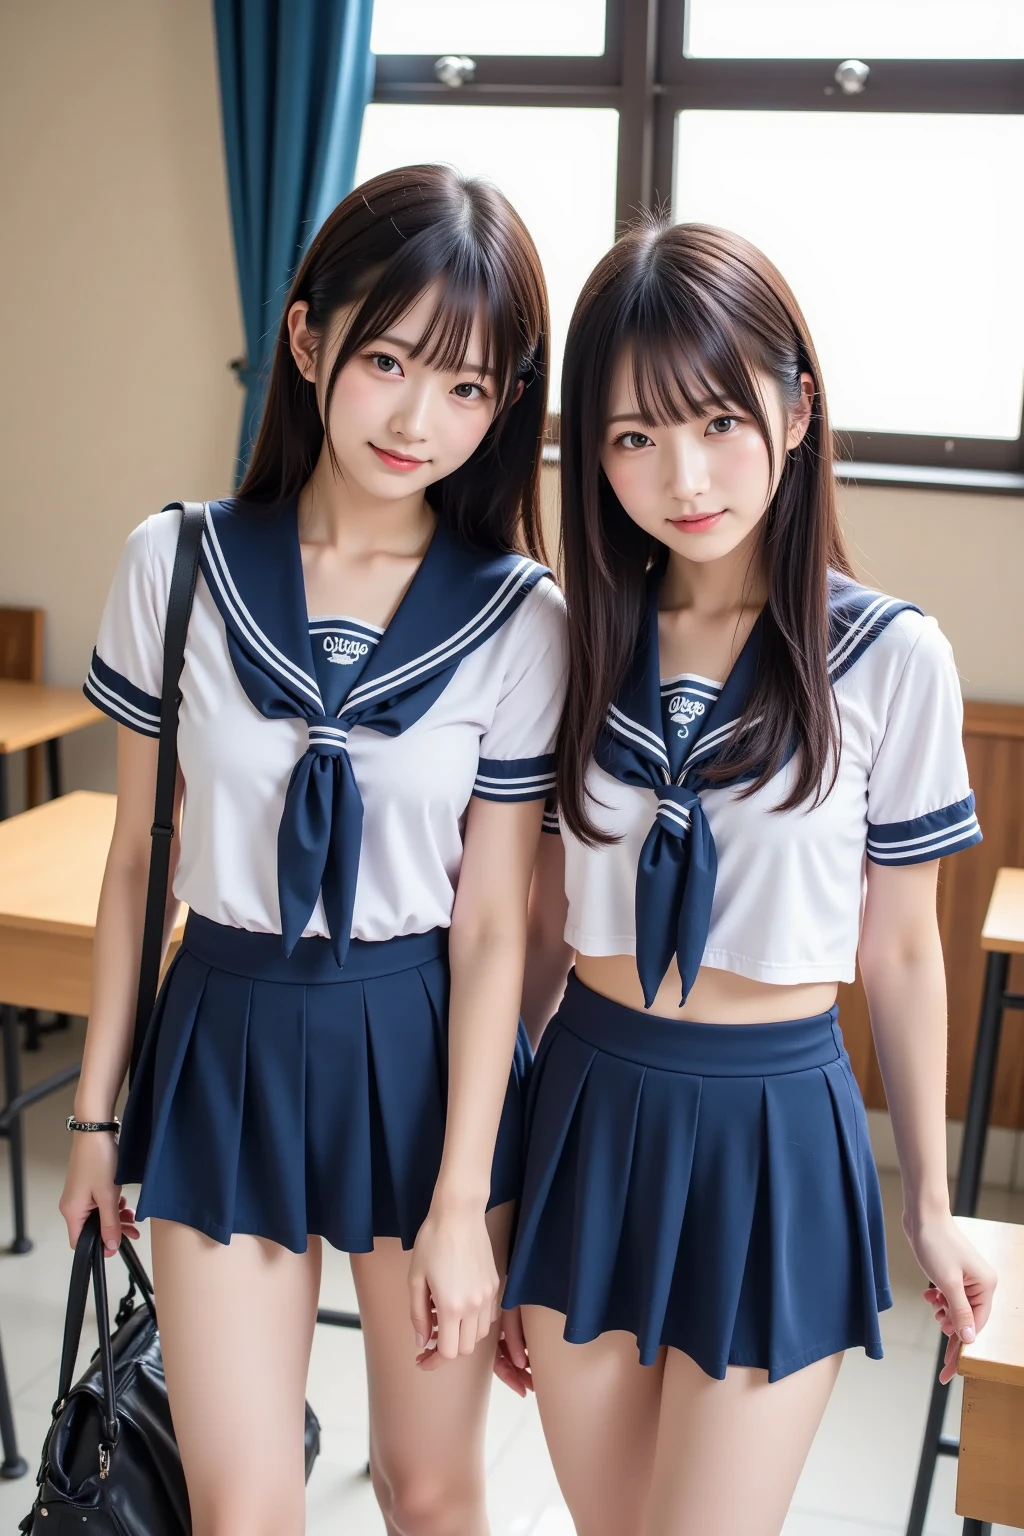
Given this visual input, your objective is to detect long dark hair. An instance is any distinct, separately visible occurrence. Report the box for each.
[557,218,853,844]
[237,165,549,560]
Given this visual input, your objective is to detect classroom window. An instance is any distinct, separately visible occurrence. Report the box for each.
[368,0,1024,481]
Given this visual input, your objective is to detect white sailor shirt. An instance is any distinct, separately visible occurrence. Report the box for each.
[85,501,567,952]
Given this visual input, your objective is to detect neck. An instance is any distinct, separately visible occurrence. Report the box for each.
[660,528,767,619]
[297,442,436,556]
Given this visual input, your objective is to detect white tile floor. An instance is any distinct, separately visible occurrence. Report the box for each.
[1,1017,1020,1535]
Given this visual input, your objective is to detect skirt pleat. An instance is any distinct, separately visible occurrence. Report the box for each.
[116,915,529,1253]
[503,973,891,1381]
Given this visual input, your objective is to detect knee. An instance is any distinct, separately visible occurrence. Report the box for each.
[371,1462,484,1536]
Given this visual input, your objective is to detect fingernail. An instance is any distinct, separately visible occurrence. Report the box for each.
[415,1332,425,1349]
[962,1325,975,1342]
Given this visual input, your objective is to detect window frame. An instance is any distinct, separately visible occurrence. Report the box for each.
[371,0,1024,488]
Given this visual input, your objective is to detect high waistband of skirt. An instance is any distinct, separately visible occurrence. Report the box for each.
[558,971,843,1077]
[181,912,448,985]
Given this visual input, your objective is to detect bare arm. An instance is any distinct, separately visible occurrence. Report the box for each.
[60,726,182,1252]
[521,832,573,1049]
[408,794,544,1364]
[859,859,996,1381]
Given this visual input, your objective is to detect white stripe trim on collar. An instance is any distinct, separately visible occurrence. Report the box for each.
[827,594,902,676]
[203,517,322,708]
[608,703,669,760]
[346,559,542,709]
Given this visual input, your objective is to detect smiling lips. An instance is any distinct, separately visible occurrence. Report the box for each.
[370,444,427,471]
[668,511,725,533]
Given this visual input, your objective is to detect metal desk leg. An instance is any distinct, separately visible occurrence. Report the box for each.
[0,1325,26,1479]
[953,952,1010,1218]
[961,1521,991,1535]
[0,758,7,822]
[905,950,1010,1536]
[1,1008,31,1254]
[45,738,62,800]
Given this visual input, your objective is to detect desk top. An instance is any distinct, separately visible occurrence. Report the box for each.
[958,1216,1024,1388]
[0,679,101,753]
[981,867,1024,956]
[0,791,184,942]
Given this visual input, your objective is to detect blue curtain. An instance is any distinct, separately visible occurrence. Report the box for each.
[213,0,375,475]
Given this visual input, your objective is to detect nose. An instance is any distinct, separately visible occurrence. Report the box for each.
[389,380,430,443]
[667,433,711,504]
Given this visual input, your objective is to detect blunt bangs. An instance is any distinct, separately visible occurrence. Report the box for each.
[331,179,543,418]
[603,236,794,481]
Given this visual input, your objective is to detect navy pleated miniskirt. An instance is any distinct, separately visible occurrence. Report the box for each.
[116,913,531,1254]
[502,972,892,1382]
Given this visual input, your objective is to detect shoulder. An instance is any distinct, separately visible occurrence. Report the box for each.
[497,572,567,649]
[827,571,954,682]
[117,507,182,575]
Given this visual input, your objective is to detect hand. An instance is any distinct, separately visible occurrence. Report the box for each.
[59,1132,139,1256]
[493,1307,533,1397]
[408,1199,500,1370]
[905,1209,998,1385]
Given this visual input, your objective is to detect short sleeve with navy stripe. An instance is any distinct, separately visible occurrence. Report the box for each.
[472,578,566,804]
[866,615,982,866]
[84,519,167,737]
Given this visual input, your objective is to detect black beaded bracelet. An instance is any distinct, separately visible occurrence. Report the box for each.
[66,1115,121,1136]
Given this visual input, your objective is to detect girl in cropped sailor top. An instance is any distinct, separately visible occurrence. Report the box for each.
[499,221,997,1536]
[61,166,566,1535]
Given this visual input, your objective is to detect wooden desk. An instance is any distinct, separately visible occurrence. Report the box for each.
[982,867,1024,958]
[0,791,184,1014]
[0,792,184,1251]
[0,679,102,818]
[957,1216,1024,1528]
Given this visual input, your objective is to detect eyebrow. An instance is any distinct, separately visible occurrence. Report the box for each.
[378,332,496,379]
[606,398,737,426]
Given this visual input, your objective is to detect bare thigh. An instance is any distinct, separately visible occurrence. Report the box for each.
[522,1306,664,1536]
[645,1348,844,1536]
[350,1202,513,1536]
[151,1220,322,1536]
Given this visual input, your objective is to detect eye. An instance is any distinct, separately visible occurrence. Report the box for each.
[614,430,654,450]
[706,415,740,435]
[368,352,403,376]
[451,381,488,401]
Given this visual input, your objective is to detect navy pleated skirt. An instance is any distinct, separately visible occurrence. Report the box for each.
[502,973,891,1382]
[117,913,531,1254]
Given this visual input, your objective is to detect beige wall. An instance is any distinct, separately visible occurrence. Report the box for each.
[1,2,1021,816]
[541,467,1024,704]
[0,0,243,801]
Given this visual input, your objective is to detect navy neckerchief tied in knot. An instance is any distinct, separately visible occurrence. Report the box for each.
[595,569,920,1009]
[198,499,550,965]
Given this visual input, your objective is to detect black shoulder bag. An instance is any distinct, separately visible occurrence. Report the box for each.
[22,505,320,1534]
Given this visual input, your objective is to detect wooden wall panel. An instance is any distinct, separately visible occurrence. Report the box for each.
[840,702,1024,1131]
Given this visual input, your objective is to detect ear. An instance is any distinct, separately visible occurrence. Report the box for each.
[786,372,815,451]
[287,301,318,384]
[511,378,525,405]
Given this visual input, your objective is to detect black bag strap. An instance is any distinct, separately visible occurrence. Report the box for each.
[129,501,205,1083]
[55,1213,118,1444]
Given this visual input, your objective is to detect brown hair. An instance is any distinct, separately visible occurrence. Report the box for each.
[237,164,549,559]
[557,218,853,844]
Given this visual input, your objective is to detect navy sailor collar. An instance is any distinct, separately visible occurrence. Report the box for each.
[601,567,921,788]
[597,566,921,1009]
[199,497,549,721]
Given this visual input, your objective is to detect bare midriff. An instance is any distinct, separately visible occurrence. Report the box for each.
[574,953,839,1026]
